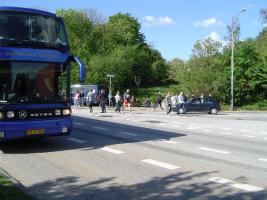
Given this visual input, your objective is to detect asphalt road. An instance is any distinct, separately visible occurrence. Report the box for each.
[0,107,267,200]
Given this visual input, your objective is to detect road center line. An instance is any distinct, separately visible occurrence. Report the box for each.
[93,127,108,131]
[101,146,125,154]
[242,135,255,138]
[199,147,230,154]
[209,177,263,192]
[221,127,231,130]
[120,131,138,136]
[258,158,267,162]
[142,159,180,170]
[67,137,86,144]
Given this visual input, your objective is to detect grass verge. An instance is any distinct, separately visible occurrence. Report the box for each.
[0,172,34,200]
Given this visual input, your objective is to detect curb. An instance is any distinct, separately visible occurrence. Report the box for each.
[0,167,33,197]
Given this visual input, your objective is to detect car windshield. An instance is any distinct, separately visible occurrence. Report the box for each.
[0,61,70,104]
[0,11,68,51]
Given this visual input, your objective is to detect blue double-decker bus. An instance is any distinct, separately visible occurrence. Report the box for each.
[0,7,85,141]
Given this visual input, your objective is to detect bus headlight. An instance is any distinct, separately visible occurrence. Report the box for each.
[55,109,61,116]
[7,111,15,119]
[0,131,4,138]
[0,112,4,120]
[62,109,71,116]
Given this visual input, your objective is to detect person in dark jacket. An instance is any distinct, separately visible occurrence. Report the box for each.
[99,89,107,113]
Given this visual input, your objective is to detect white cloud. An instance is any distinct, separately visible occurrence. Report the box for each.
[142,16,176,27]
[194,17,222,27]
[206,31,227,46]
[209,31,220,41]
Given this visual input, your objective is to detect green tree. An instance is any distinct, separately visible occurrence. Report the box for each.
[106,13,145,48]
[233,39,267,105]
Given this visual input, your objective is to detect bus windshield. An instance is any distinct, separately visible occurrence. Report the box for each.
[0,61,69,104]
[0,11,68,51]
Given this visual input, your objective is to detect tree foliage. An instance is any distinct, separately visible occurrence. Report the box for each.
[57,8,267,107]
[57,9,168,89]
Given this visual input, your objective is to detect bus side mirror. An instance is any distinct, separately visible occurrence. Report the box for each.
[69,56,86,82]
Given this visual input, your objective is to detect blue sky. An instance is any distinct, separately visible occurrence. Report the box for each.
[1,0,266,61]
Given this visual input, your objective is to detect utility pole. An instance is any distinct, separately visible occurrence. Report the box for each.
[230,8,246,111]
[107,74,114,108]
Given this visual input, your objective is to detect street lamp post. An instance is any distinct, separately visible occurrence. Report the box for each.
[230,8,246,111]
[107,74,115,108]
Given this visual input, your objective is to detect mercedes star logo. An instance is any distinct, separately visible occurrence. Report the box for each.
[19,110,28,119]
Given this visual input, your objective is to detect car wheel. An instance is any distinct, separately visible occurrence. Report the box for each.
[210,108,218,115]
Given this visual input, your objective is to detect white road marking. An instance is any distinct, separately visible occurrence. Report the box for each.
[172,125,180,128]
[161,140,178,144]
[230,183,263,192]
[258,158,267,162]
[157,123,165,126]
[186,127,198,130]
[73,122,86,126]
[93,127,108,131]
[199,147,230,154]
[202,129,212,133]
[142,159,179,170]
[219,132,233,135]
[208,177,232,184]
[67,138,86,144]
[120,131,138,136]
[240,129,250,133]
[242,135,255,138]
[261,132,267,135]
[209,177,263,192]
[101,146,125,154]
[264,138,267,140]
[204,125,213,128]
[221,127,231,130]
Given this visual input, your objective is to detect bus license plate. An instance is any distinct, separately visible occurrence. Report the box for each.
[27,129,45,135]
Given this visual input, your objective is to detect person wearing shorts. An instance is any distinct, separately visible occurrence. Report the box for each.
[123,89,131,112]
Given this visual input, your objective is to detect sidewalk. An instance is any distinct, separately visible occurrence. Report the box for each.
[71,106,164,113]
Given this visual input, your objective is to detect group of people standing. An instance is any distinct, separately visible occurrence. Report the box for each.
[165,92,187,114]
[73,90,85,107]
[87,88,133,114]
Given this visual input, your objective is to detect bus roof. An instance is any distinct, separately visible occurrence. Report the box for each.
[0,6,56,17]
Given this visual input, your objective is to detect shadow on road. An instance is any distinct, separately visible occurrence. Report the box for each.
[24,170,266,200]
[0,115,186,154]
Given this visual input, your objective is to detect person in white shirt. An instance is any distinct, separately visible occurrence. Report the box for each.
[115,91,122,113]
[177,92,186,114]
[86,89,94,113]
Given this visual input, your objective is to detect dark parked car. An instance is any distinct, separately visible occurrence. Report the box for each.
[172,97,220,114]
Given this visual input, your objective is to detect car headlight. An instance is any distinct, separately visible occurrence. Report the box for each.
[0,112,4,120]
[62,109,71,116]
[7,111,15,119]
